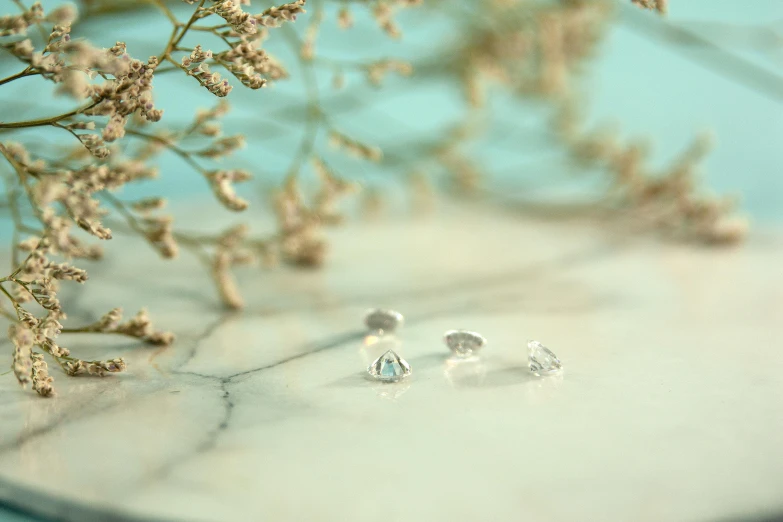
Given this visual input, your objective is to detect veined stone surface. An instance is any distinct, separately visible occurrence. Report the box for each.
[0,201,781,522]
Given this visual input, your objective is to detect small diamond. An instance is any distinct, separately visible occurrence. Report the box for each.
[443,330,486,357]
[367,349,412,382]
[528,340,562,376]
[364,309,404,334]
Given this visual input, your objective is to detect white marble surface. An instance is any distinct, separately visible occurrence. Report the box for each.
[0,201,781,522]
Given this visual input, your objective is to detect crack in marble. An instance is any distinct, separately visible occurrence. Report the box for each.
[176,312,237,369]
[192,378,234,456]
[225,330,366,382]
[145,328,365,486]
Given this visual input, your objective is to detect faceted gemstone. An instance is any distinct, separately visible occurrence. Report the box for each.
[527,340,562,376]
[367,349,412,382]
[364,309,404,334]
[443,330,486,357]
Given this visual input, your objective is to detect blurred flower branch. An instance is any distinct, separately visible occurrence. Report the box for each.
[0,0,759,396]
[0,0,399,395]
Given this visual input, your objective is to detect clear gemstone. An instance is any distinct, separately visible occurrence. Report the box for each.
[528,340,562,375]
[367,349,412,382]
[364,309,404,334]
[443,330,486,357]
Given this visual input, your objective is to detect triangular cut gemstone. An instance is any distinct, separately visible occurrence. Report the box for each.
[368,349,412,382]
[528,340,562,376]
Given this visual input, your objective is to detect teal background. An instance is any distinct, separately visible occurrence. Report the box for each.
[1,0,781,230]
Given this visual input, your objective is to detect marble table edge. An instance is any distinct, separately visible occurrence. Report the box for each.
[0,477,175,522]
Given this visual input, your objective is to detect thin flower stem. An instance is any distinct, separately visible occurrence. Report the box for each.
[0,298,15,320]
[51,122,91,151]
[0,283,17,308]
[104,193,214,267]
[102,192,148,236]
[159,0,207,61]
[0,143,48,226]
[1,175,25,268]
[59,327,143,341]
[9,278,47,309]
[124,128,209,175]
[0,102,97,130]
[149,0,178,26]
[281,23,324,177]
[0,66,35,87]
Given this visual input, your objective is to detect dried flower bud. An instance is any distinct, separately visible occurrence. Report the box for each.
[45,262,88,283]
[210,0,258,35]
[31,353,54,397]
[10,324,34,386]
[255,0,306,27]
[12,39,34,59]
[0,2,43,37]
[30,281,61,311]
[631,0,668,15]
[282,234,327,268]
[64,357,126,376]
[218,224,249,249]
[366,59,413,86]
[41,337,69,357]
[213,250,243,309]
[108,41,127,57]
[40,310,63,337]
[78,133,111,159]
[329,131,382,162]
[101,114,127,142]
[197,135,246,158]
[337,7,353,29]
[145,331,175,346]
[372,2,401,39]
[93,307,121,331]
[704,217,748,245]
[66,121,96,131]
[131,197,167,212]
[46,4,77,25]
[112,308,174,345]
[206,169,251,211]
[144,216,178,258]
[186,63,233,97]
[182,45,213,67]
[198,123,222,137]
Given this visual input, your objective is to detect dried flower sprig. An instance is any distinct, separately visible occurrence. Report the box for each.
[256,0,306,28]
[61,308,174,346]
[414,0,743,243]
[0,228,174,396]
[631,0,668,15]
[0,0,332,396]
[556,105,745,244]
[62,357,126,377]
[329,131,383,162]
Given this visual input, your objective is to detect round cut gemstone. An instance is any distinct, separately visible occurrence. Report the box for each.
[443,330,486,357]
[364,309,404,334]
